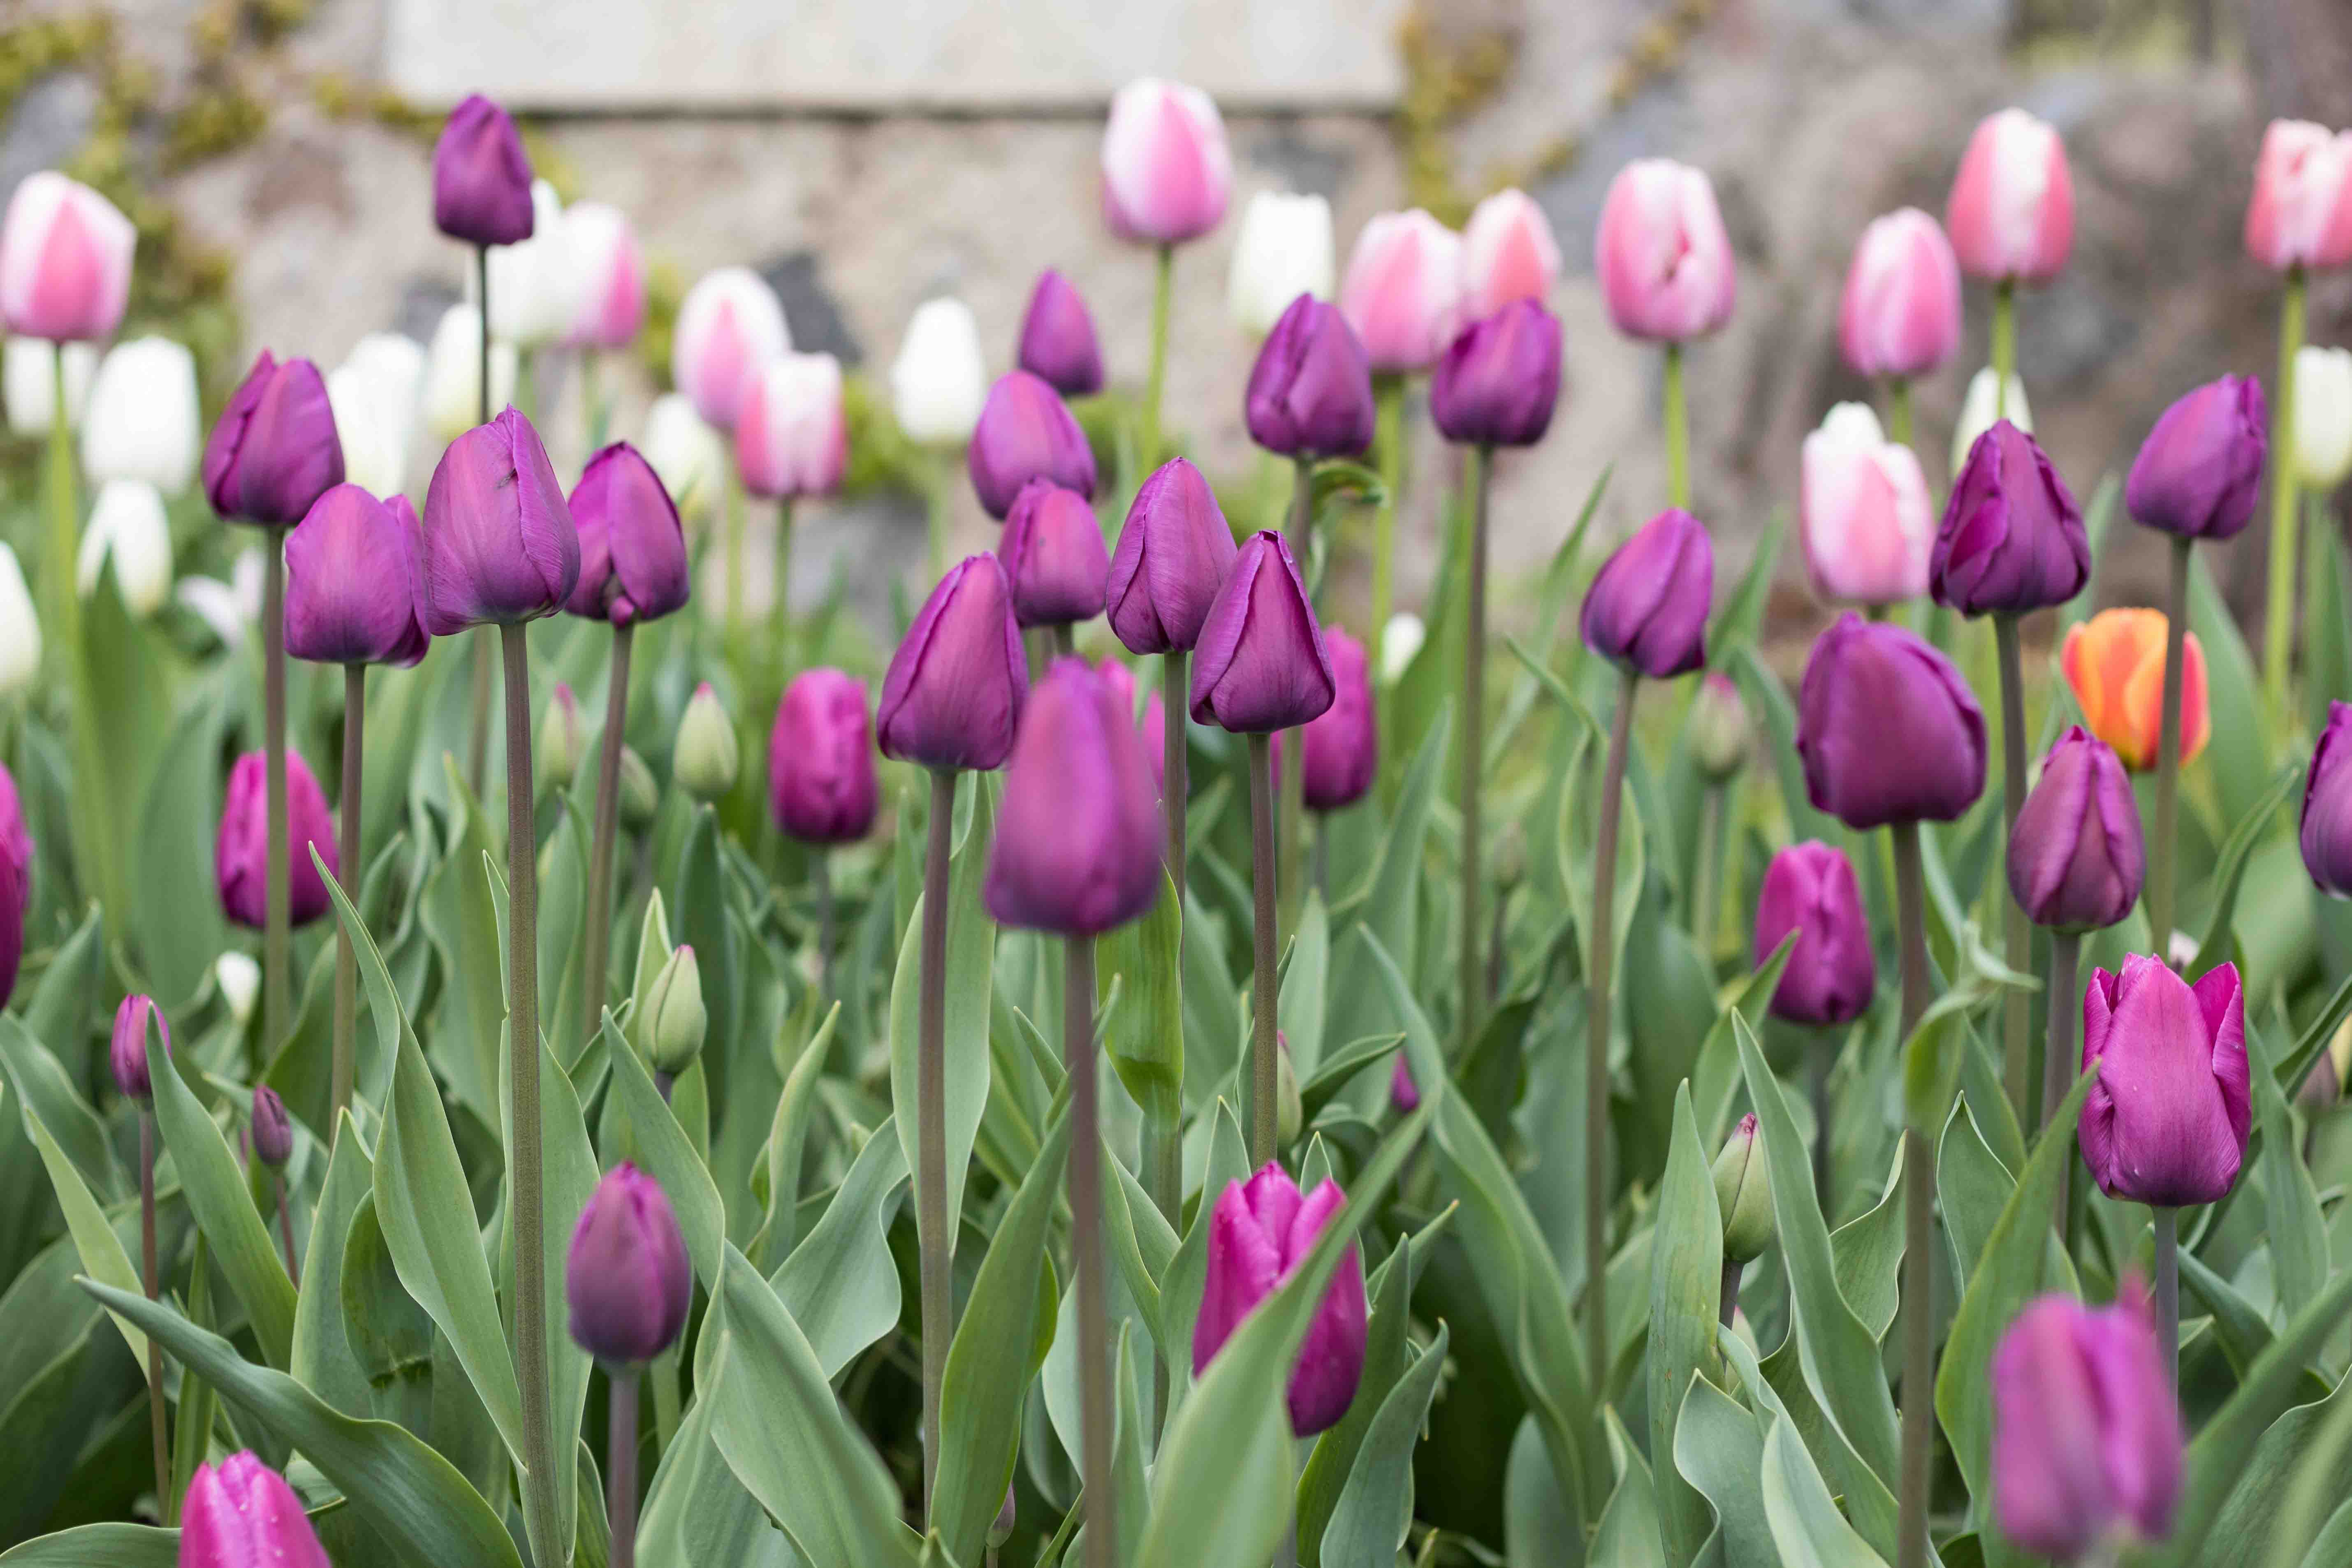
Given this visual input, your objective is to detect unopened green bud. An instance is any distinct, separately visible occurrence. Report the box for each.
[536,682,584,797]
[1712,1113,1774,1265]
[618,745,659,831]
[674,682,738,801]
[1492,820,1528,890]
[1689,671,1749,781]
[1276,1031,1302,1148]
[633,943,708,1075]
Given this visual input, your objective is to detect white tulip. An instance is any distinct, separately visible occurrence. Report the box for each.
[3,336,95,435]
[642,392,729,525]
[1379,611,1426,684]
[215,951,260,1025]
[1228,190,1335,338]
[0,543,40,696]
[80,336,201,493]
[1950,367,2033,479]
[174,576,246,649]
[483,180,577,349]
[78,477,173,616]
[890,297,987,446]
[2295,345,2352,492]
[423,303,519,442]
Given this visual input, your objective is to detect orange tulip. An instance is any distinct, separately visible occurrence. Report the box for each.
[2059,608,2208,771]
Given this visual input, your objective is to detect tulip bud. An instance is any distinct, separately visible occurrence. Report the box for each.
[1245,295,1376,460]
[484,181,575,349]
[2125,375,2268,542]
[632,943,708,1075]
[736,352,847,501]
[3,337,94,435]
[878,554,1028,771]
[78,478,173,616]
[2058,609,2207,773]
[1189,530,1335,733]
[1945,108,2075,285]
[2245,119,2352,273]
[1339,209,1465,375]
[421,304,518,444]
[985,658,1163,936]
[81,337,201,493]
[1462,187,1563,319]
[1689,671,1749,781]
[534,683,584,799]
[1594,159,1736,343]
[249,1085,293,1170]
[673,683,739,803]
[0,171,134,342]
[1016,269,1103,398]
[1580,508,1714,679]
[1001,480,1109,629]
[1389,1056,1420,1113]
[769,668,878,845]
[284,485,431,668]
[204,353,345,528]
[1933,421,2090,617]
[1797,614,1986,830]
[1951,367,2035,479]
[989,1487,1017,1551]
[2079,957,2250,1207]
[1101,78,1233,246]
[1711,1114,1774,1265]
[179,1450,332,1568]
[111,993,169,1102]
[216,951,260,1026]
[969,371,1097,521]
[1431,300,1564,449]
[672,266,790,431]
[1492,819,1529,889]
[563,200,646,348]
[1800,402,1934,607]
[2304,703,2352,903]
[216,750,338,930]
[2296,345,2352,491]
[1839,208,1963,380]
[1228,192,1334,338]
[0,767,23,1009]
[1379,612,1424,684]
[565,1162,692,1364]
[432,94,534,247]
[1275,1032,1302,1148]
[420,408,580,634]
[1272,627,1376,811]
[891,297,988,447]
[641,392,727,525]
[1107,457,1237,655]
[2010,727,2145,932]
[1193,1163,1367,1436]
[565,442,690,626]
[619,746,659,831]
[1753,841,1875,1027]
[0,544,40,697]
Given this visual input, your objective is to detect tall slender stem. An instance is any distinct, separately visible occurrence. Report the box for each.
[274,1173,299,1284]
[772,497,795,663]
[1141,244,1173,472]
[1991,280,2017,423]
[500,622,561,1565]
[1369,375,1407,641]
[1811,1038,1835,1212]
[264,530,291,1061]
[1994,614,2030,1120]
[725,459,747,627]
[1066,935,1115,1568]
[2264,269,2307,723]
[2153,1207,2179,1387]
[477,245,493,425]
[2044,931,2081,1226]
[580,623,635,1049]
[1585,669,1638,1399]
[332,665,364,1129]
[609,1367,641,1568]
[1461,446,1492,1052]
[140,1111,167,1517]
[1150,647,1189,1429]
[1692,783,1723,960]
[1663,344,1688,510]
[1279,460,1313,943]
[1884,377,1913,454]
[2152,537,2193,949]
[1249,733,1279,1166]
[1890,820,1932,1568]
[1718,1259,1742,1329]
[814,852,835,1002]
[917,769,956,1520]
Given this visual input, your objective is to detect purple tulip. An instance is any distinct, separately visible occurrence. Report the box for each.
[1016,268,1104,398]
[967,370,1096,521]
[0,764,28,1011]
[1001,479,1110,628]
[1192,1163,1368,1438]
[111,993,168,1102]
[1992,1287,2182,1563]
[1580,508,1714,679]
[1273,627,1376,811]
[565,1162,692,1364]
[216,750,337,931]
[1107,457,1239,655]
[178,1451,332,1568]
[984,658,1163,936]
[1189,530,1335,733]
[1932,420,2091,616]
[878,554,1028,771]
[1390,1056,1420,1112]
[431,94,535,247]
[2010,726,2146,932]
[283,485,430,667]
[1245,294,1376,460]
[2125,375,2267,542]
[768,668,878,845]
[1752,841,1875,1027]
[1431,300,1564,448]
[420,408,580,635]
[1797,613,1986,829]
[564,441,689,625]
[2304,702,2352,897]
[2080,956,2250,1207]
[203,352,344,527]
[250,1085,292,1168]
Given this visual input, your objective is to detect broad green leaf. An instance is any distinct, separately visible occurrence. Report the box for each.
[1301,1214,1446,1565]
[22,904,104,1102]
[0,1524,178,1566]
[2190,759,2303,982]
[772,1116,908,1378]
[670,805,742,1082]
[132,685,232,1009]
[2246,1021,2327,1320]
[2259,1372,2352,1568]
[1830,1145,1908,1342]
[1760,1417,1889,1568]
[287,1110,376,1413]
[748,1003,837,1269]
[601,1011,727,1289]
[890,775,995,1240]
[1101,1145,1174,1333]
[1936,1102,2010,1290]
[1327,713,1450,1054]
[1690,933,1799,1147]
[1649,1084,1724,1568]
[1277,889,1331,1076]
[1589,1408,1667,1568]
[416,757,505,1127]
[1674,1375,1779,1568]
[311,849,407,1130]
[1102,866,1184,1123]
[1158,1098,1251,1412]
[2186,551,2271,832]
[0,1014,120,1203]
[19,1102,146,1368]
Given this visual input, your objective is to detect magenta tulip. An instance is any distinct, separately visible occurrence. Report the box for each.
[1192,1163,1367,1437]
[768,668,878,845]
[0,765,28,1010]
[878,554,1028,771]
[283,484,430,667]
[564,441,688,625]
[431,94,535,247]
[1017,269,1104,397]
[1753,841,1875,1027]
[216,750,336,930]
[1431,300,1563,449]
[1797,613,1986,829]
[1189,530,1334,733]
[984,658,1163,936]
[420,407,580,634]
[1580,508,1714,679]
[1946,109,2074,284]
[1107,456,1237,655]
[968,370,1097,521]
[178,1451,331,1568]
[566,1163,692,1364]
[2124,375,2268,542]
[2080,956,2250,1208]
[203,353,345,528]
[1245,294,1376,460]
[2009,727,2145,932]
[111,993,169,1102]
[1001,479,1109,628]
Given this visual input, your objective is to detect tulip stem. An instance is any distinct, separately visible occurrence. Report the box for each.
[1141,243,1173,473]
[1248,732,1279,1166]
[1811,1038,1835,1212]
[501,622,563,1568]
[1718,1259,1742,1329]
[1066,933,1115,1568]
[1994,613,2031,1121]
[2044,931,2081,1226]
[1991,280,2016,424]
[274,1172,299,1284]
[605,1366,640,1568]
[2151,536,2193,950]
[1461,445,1492,1055]
[140,1109,168,1521]
[917,769,956,1521]
[468,630,496,802]
[1883,378,1913,455]
[1663,344,1688,511]
[2153,1207,2180,1387]
[264,528,292,1064]
[772,497,795,664]
[332,664,364,1131]
[581,623,635,1051]
[1162,651,1189,885]
[725,459,747,627]
[1370,375,1407,642]
[477,245,493,426]
[814,852,835,1002]
[2264,268,2306,725]
[1890,819,1932,1568]
[1585,667,1638,1400]
[1150,648,1189,1426]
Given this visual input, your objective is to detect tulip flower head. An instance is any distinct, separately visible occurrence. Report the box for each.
[769,667,878,845]
[250,1085,293,1169]
[537,683,584,797]
[878,553,1028,771]
[1101,78,1232,245]
[284,485,431,667]
[179,1451,332,1568]
[2295,345,2352,491]
[215,952,260,1026]
[672,266,789,431]
[2079,956,2250,1207]
[0,544,39,696]
[1390,1056,1420,1113]
[111,993,168,1102]
[1189,530,1335,733]
[1000,479,1110,629]
[432,94,535,247]
[81,337,201,493]
[2301,702,2352,897]
[1016,269,1104,398]
[1273,626,1377,812]
[563,200,647,348]
[1800,402,1935,606]
[1689,671,1749,780]
[0,766,24,1010]
[892,296,988,447]
[420,407,579,635]
[2059,609,2207,773]
[1798,613,1986,829]
[1339,209,1466,375]
[1192,1163,1368,1437]
[2125,375,2267,541]
[217,750,338,930]
[566,1163,692,1364]
[1933,420,2090,616]
[1107,456,1239,655]
[1228,191,1335,338]
[1580,508,1714,679]
[2245,119,2352,273]
[673,683,739,803]
[78,478,173,616]
[642,391,728,524]
[1712,1114,1775,1265]
[1246,294,1377,460]
[1839,208,1963,380]
[985,657,1164,936]
[2,336,94,435]
[631,944,707,1076]
[0,171,134,342]
[328,339,424,501]
[1594,158,1736,342]
[1951,367,2034,480]
[1431,299,1563,449]
[1380,612,1425,684]
[565,441,690,625]
[204,352,345,528]
[1945,108,2075,285]
[969,370,1098,520]
[1462,187,1564,319]
[2009,727,2146,933]
[1752,841,1875,1027]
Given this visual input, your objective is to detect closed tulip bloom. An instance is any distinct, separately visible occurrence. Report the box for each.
[217,750,336,929]
[892,297,988,446]
[1801,403,1935,605]
[1101,78,1232,245]
[2294,345,2352,491]
[111,994,167,1101]
[1945,108,2075,284]
[204,352,345,527]
[1462,187,1564,318]
[1594,159,1737,342]
[565,441,689,625]
[969,371,1097,520]
[0,766,23,1010]
[1245,294,1376,459]
[1339,209,1466,374]
[1390,1057,1420,1113]
[673,683,739,803]
[1752,841,1875,1026]
[1228,191,1335,338]
[2059,609,2208,772]
[2010,727,2145,932]
[538,683,584,797]
[283,484,431,667]
[0,171,133,341]
[81,337,200,493]
[1001,479,1109,628]
[769,668,878,845]
[1798,614,1986,829]
[1991,1288,2182,1563]
[563,200,645,347]
[2303,704,2352,895]
[1839,208,1963,380]
[78,478,172,616]
[1281,626,1376,811]
[421,304,518,443]
[1580,508,1713,679]
[419,407,579,634]
[215,952,260,1027]
[2079,955,2250,1207]
[327,355,414,500]
[878,553,1028,771]
[432,94,535,247]
[566,1163,692,1364]
[1712,1114,1775,1265]
[250,1085,293,1169]
[2125,375,2267,541]
[1951,367,2035,480]
[632,944,707,1075]
[985,657,1164,936]
[1016,269,1103,398]
[2245,120,2352,273]
[1189,530,1335,732]
[1192,1163,1368,1438]
[672,266,789,431]
[1107,456,1238,655]
[1431,300,1563,448]
[2,337,94,435]
[178,1451,331,1568]
[0,544,39,695]
[1380,611,1425,683]
[1933,420,2090,616]
[641,392,728,524]
[1689,670,1749,779]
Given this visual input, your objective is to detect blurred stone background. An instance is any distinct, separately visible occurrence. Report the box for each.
[5,0,2349,648]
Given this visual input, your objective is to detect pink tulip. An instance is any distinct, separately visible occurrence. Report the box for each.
[1800,403,1935,606]
[1594,159,1736,343]
[1945,109,2074,284]
[0,172,134,342]
[565,202,646,348]
[1101,79,1232,246]
[671,266,789,430]
[736,352,846,500]
[1338,210,1465,374]
[1462,188,1563,319]
[2245,119,2352,273]
[1839,208,1963,380]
